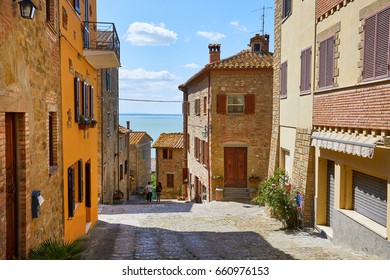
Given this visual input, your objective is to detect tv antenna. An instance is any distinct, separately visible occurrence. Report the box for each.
[251,5,273,35]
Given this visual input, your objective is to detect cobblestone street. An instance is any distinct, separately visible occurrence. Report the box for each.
[78,198,381,260]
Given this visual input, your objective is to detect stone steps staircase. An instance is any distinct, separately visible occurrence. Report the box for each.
[222,187,252,202]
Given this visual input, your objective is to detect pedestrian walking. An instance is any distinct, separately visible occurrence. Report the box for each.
[156,182,163,203]
[145,182,152,203]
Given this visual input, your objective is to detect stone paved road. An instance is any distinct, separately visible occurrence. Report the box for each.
[78,198,381,260]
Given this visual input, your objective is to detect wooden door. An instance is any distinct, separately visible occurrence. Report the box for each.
[5,114,17,259]
[224,147,247,187]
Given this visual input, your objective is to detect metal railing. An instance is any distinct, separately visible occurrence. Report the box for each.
[82,21,120,62]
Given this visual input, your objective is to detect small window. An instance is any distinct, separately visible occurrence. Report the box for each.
[227,96,244,113]
[163,149,173,159]
[73,0,80,14]
[67,166,75,218]
[120,164,123,180]
[49,112,58,173]
[167,174,174,188]
[203,96,207,115]
[253,43,261,53]
[105,70,111,92]
[195,99,201,116]
[282,0,292,19]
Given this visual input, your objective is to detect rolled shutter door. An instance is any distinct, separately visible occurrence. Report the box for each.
[353,171,387,227]
[326,160,335,226]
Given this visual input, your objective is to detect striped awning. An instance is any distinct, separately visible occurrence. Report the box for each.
[311,131,380,158]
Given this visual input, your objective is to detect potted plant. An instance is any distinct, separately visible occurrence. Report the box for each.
[177,185,185,200]
[212,174,223,181]
[248,175,261,182]
[89,119,97,128]
[78,115,91,130]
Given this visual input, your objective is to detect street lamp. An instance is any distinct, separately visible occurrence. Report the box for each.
[16,0,37,19]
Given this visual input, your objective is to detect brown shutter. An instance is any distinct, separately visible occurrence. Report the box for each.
[89,86,94,119]
[300,50,305,91]
[325,37,334,87]
[245,94,255,114]
[78,159,83,202]
[375,8,390,78]
[280,62,287,98]
[182,168,188,182]
[74,77,80,122]
[318,40,326,88]
[363,14,376,80]
[217,94,226,114]
[307,48,312,90]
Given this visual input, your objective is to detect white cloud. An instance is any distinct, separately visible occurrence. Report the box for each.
[120,68,176,81]
[196,31,226,41]
[182,63,200,69]
[124,22,177,46]
[230,20,248,32]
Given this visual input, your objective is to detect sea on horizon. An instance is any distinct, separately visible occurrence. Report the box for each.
[119,114,183,158]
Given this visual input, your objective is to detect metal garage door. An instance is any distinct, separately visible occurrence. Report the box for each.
[326,160,335,226]
[353,171,387,227]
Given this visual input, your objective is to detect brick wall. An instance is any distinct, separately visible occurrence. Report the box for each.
[313,83,390,130]
[316,0,344,18]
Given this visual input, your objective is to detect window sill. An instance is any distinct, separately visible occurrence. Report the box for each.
[339,209,387,239]
[300,91,311,96]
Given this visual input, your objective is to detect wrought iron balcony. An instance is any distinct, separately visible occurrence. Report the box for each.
[82,22,121,69]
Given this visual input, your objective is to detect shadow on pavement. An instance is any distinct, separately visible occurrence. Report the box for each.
[78,220,294,260]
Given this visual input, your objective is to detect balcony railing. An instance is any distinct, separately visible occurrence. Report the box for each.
[82,22,120,69]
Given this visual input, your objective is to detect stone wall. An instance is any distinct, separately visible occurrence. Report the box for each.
[268,0,282,177]
[0,1,63,259]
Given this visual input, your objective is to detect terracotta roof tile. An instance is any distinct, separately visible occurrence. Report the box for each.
[118,125,130,134]
[129,132,153,145]
[206,49,273,69]
[152,133,184,149]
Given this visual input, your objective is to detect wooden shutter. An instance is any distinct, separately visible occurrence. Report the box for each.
[89,86,94,119]
[375,8,390,78]
[182,168,188,183]
[203,96,207,114]
[74,77,80,122]
[363,14,376,80]
[306,48,312,90]
[280,62,287,98]
[318,40,326,88]
[82,81,88,118]
[325,37,334,87]
[245,94,255,114]
[68,166,75,218]
[78,159,83,202]
[217,94,226,114]
[85,162,91,208]
[300,48,312,92]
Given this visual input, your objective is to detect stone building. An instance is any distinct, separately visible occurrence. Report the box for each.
[118,125,130,200]
[0,1,63,259]
[179,35,273,202]
[98,68,120,204]
[60,0,120,241]
[271,0,316,226]
[152,133,184,199]
[311,0,390,258]
[129,132,153,194]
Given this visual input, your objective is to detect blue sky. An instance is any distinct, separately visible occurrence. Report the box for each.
[97,0,275,114]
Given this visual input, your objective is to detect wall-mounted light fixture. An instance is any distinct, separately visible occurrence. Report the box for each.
[14,0,37,19]
[201,125,212,138]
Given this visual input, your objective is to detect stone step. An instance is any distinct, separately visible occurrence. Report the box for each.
[223,188,251,200]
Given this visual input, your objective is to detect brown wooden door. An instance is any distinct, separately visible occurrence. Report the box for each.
[5,114,17,259]
[224,147,247,187]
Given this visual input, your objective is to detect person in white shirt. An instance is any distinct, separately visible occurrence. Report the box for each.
[145,182,152,203]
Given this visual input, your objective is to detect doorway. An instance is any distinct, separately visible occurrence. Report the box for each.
[224,147,247,187]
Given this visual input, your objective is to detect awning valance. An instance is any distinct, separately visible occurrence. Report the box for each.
[311,131,380,158]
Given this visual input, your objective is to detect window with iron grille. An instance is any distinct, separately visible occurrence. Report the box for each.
[363,6,390,81]
[318,36,334,89]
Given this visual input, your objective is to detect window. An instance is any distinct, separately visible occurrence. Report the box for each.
[282,0,292,19]
[48,112,58,173]
[300,47,312,93]
[74,77,80,122]
[67,166,75,218]
[120,164,123,180]
[363,7,390,81]
[195,99,201,116]
[203,96,207,115]
[194,137,200,161]
[73,0,80,14]
[74,78,94,121]
[163,148,173,159]
[125,160,128,174]
[167,174,174,188]
[318,36,334,89]
[227,96,244,113]
[105,70,111,92]
[280,61,288,98]
[253,43,261,53]
[89,86,94,119]
[46,0,55,23]
[85,162,91,208]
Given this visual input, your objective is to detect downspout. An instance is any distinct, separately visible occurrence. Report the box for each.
[207,75,211,202]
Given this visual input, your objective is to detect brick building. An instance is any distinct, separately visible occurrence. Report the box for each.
[152,133,184,199]
[0,1,63,259]
[272,0,390,258]
[179,35,273,202]
[129,132,153,194]
[311,0,390,258]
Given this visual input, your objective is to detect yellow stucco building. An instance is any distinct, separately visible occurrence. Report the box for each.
[60,0,120,241]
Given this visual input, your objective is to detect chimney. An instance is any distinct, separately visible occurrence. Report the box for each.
[126,121,130,130]
[208,44,221,63]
